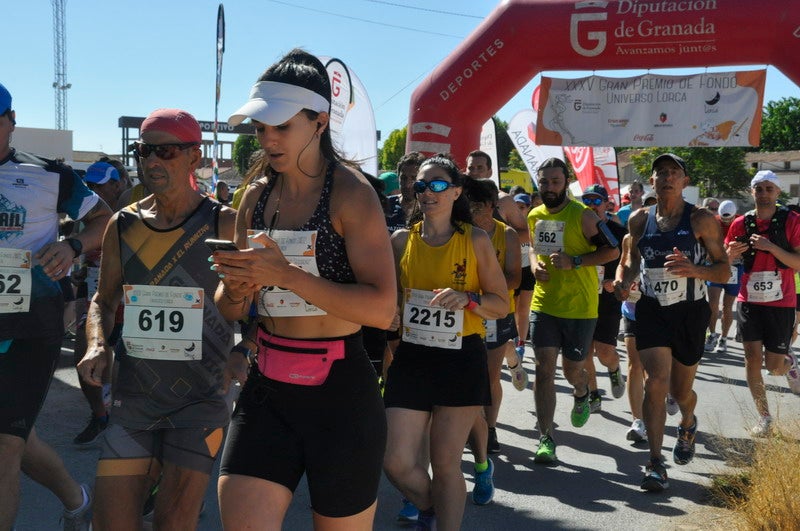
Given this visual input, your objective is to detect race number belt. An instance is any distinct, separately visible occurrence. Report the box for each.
[532,220,565,256]
[0,248,32,314]
[402,288,464,349]
[645,268,687,306]
[746,270,782,303]
[122,285,204,361]
[250,229,326,317]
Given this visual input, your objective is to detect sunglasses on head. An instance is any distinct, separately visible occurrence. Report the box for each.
[413,179,454,194]
[131,141,197,161]
[582,196,604,206]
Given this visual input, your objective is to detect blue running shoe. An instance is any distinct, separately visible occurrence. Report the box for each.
[397,498,419,523]
[472,459,495,505]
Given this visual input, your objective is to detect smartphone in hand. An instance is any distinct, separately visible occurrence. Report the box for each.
[205,239,239,252]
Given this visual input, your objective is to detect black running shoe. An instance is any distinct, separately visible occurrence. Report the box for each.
[641,458,669,492]
[673,416,698,465]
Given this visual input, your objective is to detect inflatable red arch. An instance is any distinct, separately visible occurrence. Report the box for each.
[407,0,800,165]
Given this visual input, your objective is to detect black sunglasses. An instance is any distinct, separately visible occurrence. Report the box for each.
[582,196,604,206]
[413,179,454,194]
[131,142,197,161]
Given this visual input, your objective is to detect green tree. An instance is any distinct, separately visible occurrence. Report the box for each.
[232,135,260,175]
[379,127,407,171]
[507,149,526,171]
[629,147,751,198]
[760,97,800,152]
[492,116,513,169]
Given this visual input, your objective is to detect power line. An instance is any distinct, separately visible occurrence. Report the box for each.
[266,0,464,39]
[366,0,483,19]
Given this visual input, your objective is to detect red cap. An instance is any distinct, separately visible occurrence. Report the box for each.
[140,109,201,144]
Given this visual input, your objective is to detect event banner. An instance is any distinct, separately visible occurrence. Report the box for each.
[479,118,500,185]
[506,109,564,188]
[564,146,620,205]
[536,70,766,147]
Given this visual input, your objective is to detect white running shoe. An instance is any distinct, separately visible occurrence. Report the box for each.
[666,394,679,416]
[786,354,800,395]
[704,332,719,352]
[714,337,727,353]
[751,415,773,438]
[626,418,647,442]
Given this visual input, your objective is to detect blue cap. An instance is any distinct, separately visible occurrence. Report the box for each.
[582,184,608,200]
[0,83,11,114]
[513,193,531,206]
[84,162,120,185]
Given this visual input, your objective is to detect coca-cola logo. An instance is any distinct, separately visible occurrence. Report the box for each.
[633,133,654,142]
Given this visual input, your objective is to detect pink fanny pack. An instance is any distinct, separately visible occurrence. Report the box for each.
[256,329,346,386]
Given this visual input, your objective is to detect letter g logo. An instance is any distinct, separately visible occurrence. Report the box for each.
[570,1,608,57]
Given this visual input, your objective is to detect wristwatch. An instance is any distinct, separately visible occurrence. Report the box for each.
[572,255,583,269]
[65,237,83,258]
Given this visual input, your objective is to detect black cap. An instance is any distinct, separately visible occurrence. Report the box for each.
[651,153,687,173]
[582,184,608,200]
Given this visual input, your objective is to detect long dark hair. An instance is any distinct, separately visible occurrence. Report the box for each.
[258,49,353,175]
[408,155,472,233]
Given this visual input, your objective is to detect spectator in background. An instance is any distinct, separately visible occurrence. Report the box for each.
[380,171,400,196]
[617,180,644,226]
[215,180,231,205]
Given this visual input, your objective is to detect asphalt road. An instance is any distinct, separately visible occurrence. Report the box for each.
[16,335,800,530]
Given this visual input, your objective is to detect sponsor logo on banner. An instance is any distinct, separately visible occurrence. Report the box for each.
[536,70,765,147]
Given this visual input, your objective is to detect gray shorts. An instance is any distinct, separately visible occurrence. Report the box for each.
[97,423,224,477]
[529,311,596,361]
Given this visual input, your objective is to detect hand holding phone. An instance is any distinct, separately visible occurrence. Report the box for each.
[205,239,239,252]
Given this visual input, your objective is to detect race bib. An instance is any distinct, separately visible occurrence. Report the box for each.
[520,242,531,267]
[533,220,565,256]
[122,285,204,361]
[596,266,605,294]
[402,288,464,349]
[627,280,642,303]
[746,270,782,303]
[646,268,687,306]
[250,229,326,317]
[0,248,32,314]
[85,266,100,301]
[485,319,497,343]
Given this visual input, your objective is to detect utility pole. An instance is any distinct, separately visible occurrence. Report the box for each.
[52,0,70,130]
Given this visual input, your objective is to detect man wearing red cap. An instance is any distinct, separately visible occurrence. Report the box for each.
[78,108,237,529]
[0,82,112,530]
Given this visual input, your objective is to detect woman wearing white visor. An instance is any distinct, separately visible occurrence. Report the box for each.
[210,49,395,530]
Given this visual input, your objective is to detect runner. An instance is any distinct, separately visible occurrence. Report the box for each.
[78,108,237,529]
[211,49,395,530]
[614,153,729,492]
[0,82,112,530]
[383,155,508,530]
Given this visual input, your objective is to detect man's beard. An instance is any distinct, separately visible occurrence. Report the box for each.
[542,188,567,209]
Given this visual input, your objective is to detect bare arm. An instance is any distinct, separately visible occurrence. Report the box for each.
[503,226,522,291]
[548,208,619,270]
[614,210,647,300]
[664,208,729,283]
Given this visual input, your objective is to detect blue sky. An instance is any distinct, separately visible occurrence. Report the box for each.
[3,0,796,156]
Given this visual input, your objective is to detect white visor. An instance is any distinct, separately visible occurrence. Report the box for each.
[228,81,330,126]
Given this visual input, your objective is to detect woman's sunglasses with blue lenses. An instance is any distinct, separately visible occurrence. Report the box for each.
[413,179,454,194]
[582,196,604,206]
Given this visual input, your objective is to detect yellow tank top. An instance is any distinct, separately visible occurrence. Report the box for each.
[400,222,484,337]
[527,201,598,319]
[489,219,515,314]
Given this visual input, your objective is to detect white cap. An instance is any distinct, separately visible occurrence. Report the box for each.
[751,170,781,190]
[718,200,737,219]
[228,81,330,126]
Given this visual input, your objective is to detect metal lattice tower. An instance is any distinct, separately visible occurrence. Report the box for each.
[52,0,70,130]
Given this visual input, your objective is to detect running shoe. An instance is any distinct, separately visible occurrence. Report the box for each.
[640,458,669,492]
[61,484,92,531]
[515,342,525,359]
[751,415,773,438]
[785,354,800,395]
[571,393,590,427]
[73,415,108,445]
[673,416,698,465]
[589,390,602,413]
[414,511,437,530]
[666,394,679,416]
[704,332,719,352]
[472,459,495,505]
[487,427,500,454]
[608,367,625,398]
[714,337,727,354]
[509,360,528,392]
[626,418,647,443]
[534,434,557,464]
[397,498,419,523]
